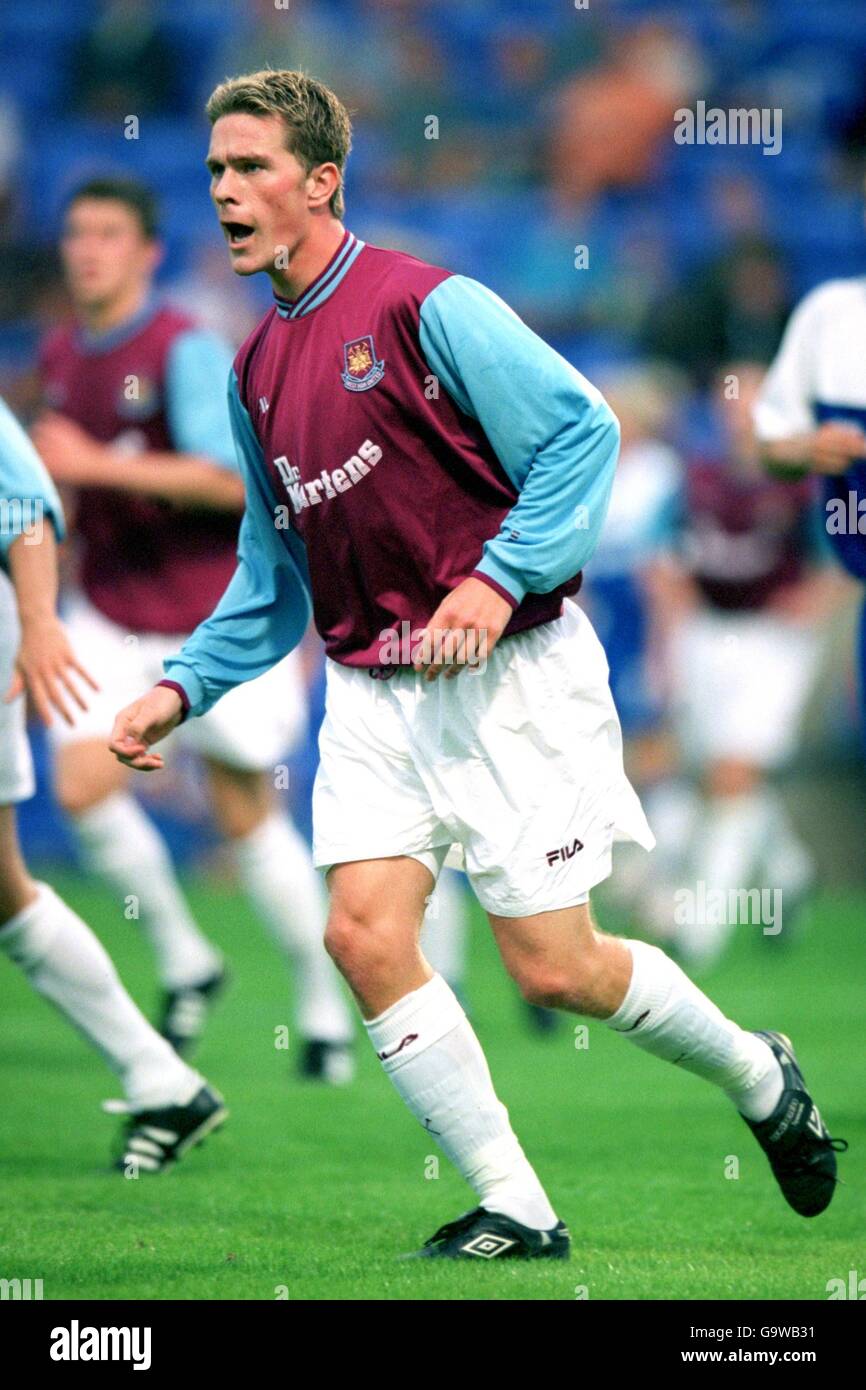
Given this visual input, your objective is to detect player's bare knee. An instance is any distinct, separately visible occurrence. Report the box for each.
[323,912,353,968]
[508,958,573,1010]
[55,782,95,818]
[511,943,608,1013]
[56,780,110,818]
[324,909,393,980]
[55,745,127,818]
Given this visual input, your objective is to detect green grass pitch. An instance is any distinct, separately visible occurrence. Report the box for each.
[1,869,862,1301]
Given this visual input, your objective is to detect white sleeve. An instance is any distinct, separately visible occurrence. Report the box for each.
[753,292,821,441]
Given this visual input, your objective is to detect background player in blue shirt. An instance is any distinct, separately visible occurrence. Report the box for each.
[755,267,866,737]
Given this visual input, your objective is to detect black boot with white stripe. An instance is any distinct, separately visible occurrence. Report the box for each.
[743,1031,847,1217]
[111,1084,228,1176]
[402,1207,570,1261]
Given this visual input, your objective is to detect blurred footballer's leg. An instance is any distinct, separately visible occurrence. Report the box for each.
[675,762,796,965]
[208,762,353,1048]
[57,740,222,990]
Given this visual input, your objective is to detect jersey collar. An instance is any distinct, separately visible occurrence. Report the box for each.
[75,293,161,355]
[273,230,365,320]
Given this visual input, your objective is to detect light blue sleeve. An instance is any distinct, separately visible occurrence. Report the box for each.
[418,275,620,605]
[162,372,313,717]
[164,329,238,469]
[0,395,65,564]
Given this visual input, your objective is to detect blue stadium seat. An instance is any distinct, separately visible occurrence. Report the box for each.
[0,50,70,113]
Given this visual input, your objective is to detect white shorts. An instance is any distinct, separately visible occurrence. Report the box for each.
[0,572,35,805]
[50,593,308,772]
[671,608,820,768]
[312,599,655,918]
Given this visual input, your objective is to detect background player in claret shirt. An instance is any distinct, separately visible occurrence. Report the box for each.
[111,71,844,1260]
[35,177,353,1079]
[0,395,225,1172]
[651,365,848,967]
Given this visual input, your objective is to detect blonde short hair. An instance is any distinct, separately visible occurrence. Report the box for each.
[206,69,352,218]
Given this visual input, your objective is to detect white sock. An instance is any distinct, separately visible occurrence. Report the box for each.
[606,939,784,1121]
[73,792,222,989]
[419,870,469,993]
[676,790,776,966]
[0,883,202,1110]
[233,812,352,1043]
[366,973,558,1230]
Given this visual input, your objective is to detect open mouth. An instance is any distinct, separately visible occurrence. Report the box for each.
[222,221,255,247]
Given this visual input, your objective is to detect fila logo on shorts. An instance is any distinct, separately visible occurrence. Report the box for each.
[545,837,584,866]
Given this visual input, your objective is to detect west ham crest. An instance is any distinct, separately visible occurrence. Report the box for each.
[341,335,385,392]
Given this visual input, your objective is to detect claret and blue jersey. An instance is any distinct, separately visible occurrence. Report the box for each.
[39,299,239,635]
[164,230,622,716]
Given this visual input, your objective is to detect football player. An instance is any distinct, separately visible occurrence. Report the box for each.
[0,394,225,1171]
[33,176,353,1078]
[658,364,847,965]
[112,72,844,1257]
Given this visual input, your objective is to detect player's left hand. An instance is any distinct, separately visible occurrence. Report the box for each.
[413,576,513,681]
[31,412,112,485]
[4,615,98,726]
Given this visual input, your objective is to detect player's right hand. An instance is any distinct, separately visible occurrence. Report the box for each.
[5,615,98,728]
[109,686,184,771]
[807,422,866,474]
